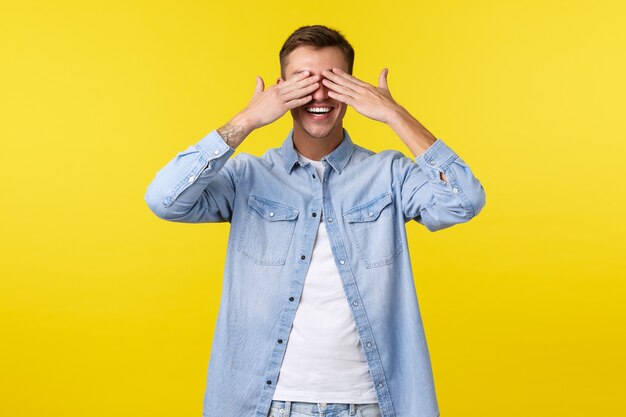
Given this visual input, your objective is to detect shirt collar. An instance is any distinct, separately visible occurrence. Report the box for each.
[281,127,355,174]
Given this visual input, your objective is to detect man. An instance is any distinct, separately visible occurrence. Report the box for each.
[145,25,485,417]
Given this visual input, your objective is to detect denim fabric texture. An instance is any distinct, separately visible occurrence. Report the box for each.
[267,400,382,417]
[144,128,486,417]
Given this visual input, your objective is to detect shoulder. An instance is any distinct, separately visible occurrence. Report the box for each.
[350,142,408,165]
[228,147,280,171]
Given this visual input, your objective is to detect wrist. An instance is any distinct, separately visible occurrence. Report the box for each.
[231,110,256,134]
[385,104,409,128]
[385,105,437,157]
[217,112,255,149]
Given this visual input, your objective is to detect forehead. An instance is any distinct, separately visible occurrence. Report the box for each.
[284,46,348,76]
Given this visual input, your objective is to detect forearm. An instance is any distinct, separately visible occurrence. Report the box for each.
[387,106,448,182]
[217,111,256,149]
[387,105,437,155]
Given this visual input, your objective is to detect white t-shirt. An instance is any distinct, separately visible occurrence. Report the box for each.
[272,152,379,404]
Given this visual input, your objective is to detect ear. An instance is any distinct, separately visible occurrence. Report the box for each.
[276,77,283,84]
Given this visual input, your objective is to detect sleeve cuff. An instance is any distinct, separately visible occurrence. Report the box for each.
[194,129,235,157]
[414,138,459,173]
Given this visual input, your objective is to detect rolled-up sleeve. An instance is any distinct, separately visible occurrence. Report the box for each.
[394,138,486,232]
[144,130,238,223]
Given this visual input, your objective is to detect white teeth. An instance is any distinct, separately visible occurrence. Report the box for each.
[306,107,332,114]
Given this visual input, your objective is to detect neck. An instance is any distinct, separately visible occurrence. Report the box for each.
[292,123,344,161]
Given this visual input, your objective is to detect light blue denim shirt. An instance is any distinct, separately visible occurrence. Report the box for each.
[144,128,486,417]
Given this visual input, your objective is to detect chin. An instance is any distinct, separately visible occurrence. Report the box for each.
[301,117,342,139]
[304,126,336,139]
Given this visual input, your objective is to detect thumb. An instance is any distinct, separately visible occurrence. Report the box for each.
[378,68,389,91]
[253,75,265,96]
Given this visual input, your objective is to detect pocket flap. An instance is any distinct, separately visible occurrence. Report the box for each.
[248,194,299,221]
[344,192,393,223]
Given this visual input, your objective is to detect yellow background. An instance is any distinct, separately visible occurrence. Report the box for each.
[1,0,624,416]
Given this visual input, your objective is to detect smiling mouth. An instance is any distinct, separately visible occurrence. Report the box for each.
[305,106,333,114]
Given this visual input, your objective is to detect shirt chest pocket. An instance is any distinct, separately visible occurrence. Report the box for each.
[237,195,299,266]
[343,192,403,269]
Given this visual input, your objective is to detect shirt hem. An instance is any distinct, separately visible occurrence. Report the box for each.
[272,390,379,404]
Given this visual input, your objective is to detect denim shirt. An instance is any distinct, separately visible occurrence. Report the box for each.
[144,128,486,417]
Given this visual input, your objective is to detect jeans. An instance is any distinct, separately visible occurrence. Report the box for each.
[267,400,382,417]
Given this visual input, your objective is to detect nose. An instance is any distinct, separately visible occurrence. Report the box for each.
[312,76,329,101]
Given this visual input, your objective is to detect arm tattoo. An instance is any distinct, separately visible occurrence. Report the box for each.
[217,122,245,149]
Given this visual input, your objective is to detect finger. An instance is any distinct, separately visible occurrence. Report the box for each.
[322,78,357,99]
[281,73,320,93]
[282,81,320,102]
[285,70,313,85]
[276,70,310,87]
[329,67,369,88]
[327,90,356,107]
[321,69,362,93]
[378,68,389,91]
[322,70,367,97]
[285,94,313,109]
[254,76,265,96]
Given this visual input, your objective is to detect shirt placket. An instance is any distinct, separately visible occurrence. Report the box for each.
[317,161,396,417]
[256,162,324,417]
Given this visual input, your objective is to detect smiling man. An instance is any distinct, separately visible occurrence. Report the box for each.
[145,25,486,417]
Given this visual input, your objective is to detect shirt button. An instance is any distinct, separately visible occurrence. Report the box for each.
[352,301,358,306]
[269,212,274,217]
[368,212,374,217]
[188,176,195,183]
[430,160,436,165]
[312,212,317,217]
[301,255,306,260]
[452,187,459,193]
[378,382,384,388]
[213,150,219,155]
[366,342,372,348]
[266,380,272,385]
[289,297,294,301]
[339,260,345,265]
[328,217,333,222]
[312,174,316,179]
[277,339,283,344]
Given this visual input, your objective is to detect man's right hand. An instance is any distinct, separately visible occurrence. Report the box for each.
[217,71,320,149]
[244,71,320,129]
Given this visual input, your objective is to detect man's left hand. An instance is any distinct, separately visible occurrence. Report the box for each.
[321,67,401,124]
